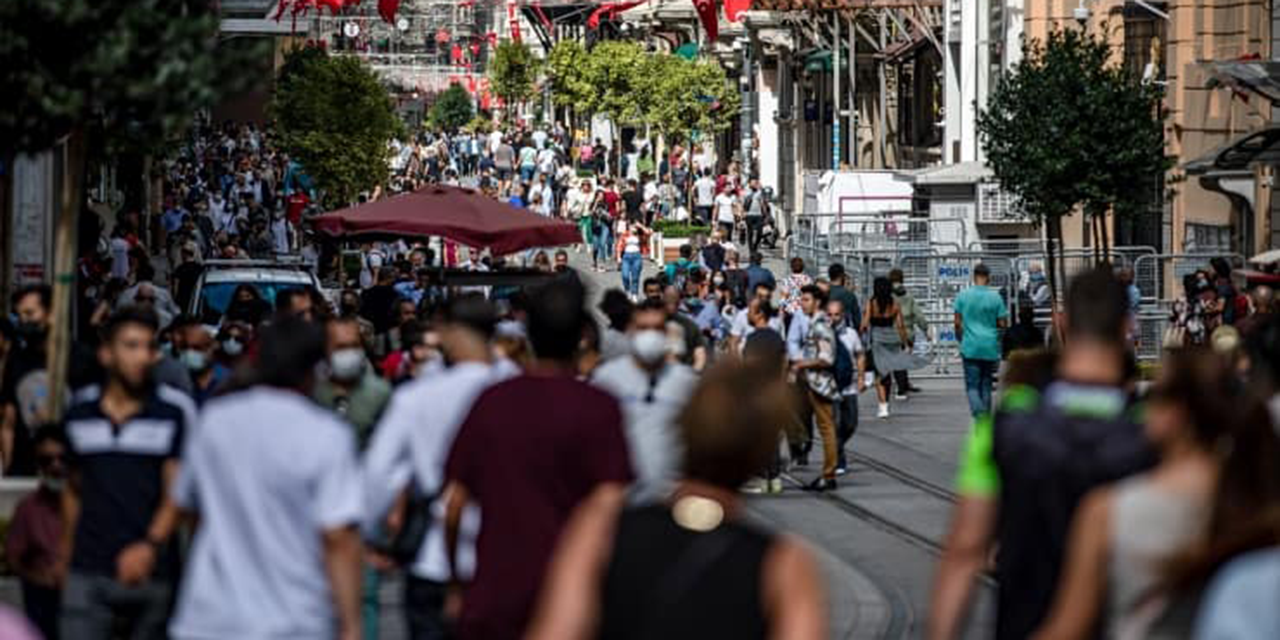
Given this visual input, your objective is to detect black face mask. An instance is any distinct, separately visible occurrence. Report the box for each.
[893,285,907,296]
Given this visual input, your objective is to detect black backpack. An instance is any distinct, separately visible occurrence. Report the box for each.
[833,333,855,389]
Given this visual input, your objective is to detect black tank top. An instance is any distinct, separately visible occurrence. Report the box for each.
[597,503,775,640]
[869,300,897,327]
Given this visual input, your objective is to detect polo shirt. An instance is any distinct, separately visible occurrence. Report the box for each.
[170,387,362,640]
[63,387,189,577]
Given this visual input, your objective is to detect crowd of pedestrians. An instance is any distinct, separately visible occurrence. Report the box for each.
[6,107,1280,640]
[930,265,1280,640]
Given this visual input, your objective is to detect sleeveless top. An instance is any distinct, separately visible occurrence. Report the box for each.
[623,233,641,255]
[868,300,897,327]
[1107,476,1209,639]
[597,503,775,640]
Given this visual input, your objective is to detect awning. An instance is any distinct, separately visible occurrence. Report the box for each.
[1183,126,1280,174]
[315,185,581,254]
[1205,60,1280,103]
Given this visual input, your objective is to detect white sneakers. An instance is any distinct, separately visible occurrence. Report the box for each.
[877,403,890,419]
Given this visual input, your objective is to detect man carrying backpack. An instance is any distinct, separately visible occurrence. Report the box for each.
[792,285,840,492]
[828,297,866,475]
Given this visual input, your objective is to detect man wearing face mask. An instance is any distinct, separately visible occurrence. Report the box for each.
[6,427,68,639]
[592,299,698,502]
[2,285,53,476]
[314,318,391,447]
[337,291,378,357]
[179,324,229,407]
[215,323,250,370]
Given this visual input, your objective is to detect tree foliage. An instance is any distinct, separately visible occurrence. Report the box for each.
[547,40,737,143]
[643,54,740,143]
[979,27,1169,298]
[0,0,259,156]
[490,39,540,117]
[547,39,593,110]
[429,83,475,132]
[272,49,403,207]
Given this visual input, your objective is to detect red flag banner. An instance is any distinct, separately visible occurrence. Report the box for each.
[725,0,751,22]
[377,0,399,23]
[694,0,719,41]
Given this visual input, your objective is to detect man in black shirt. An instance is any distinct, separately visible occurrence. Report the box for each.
[928,268,1154,640]
[57,306,187,640]
[621,179,644,224]
[1,285,53,477]
[170,245,203,311]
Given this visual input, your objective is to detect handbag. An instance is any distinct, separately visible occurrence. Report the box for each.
[1162,325,1186,349]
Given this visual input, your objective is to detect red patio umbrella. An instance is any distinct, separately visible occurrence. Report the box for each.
[313,185,580,255]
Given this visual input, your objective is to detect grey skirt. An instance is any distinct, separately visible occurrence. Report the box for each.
[869,326,927,374]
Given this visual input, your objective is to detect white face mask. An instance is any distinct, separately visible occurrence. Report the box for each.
[329,347,367,381]
[180,349,210,372]
[221,338,243,357]
[630,329,668,365]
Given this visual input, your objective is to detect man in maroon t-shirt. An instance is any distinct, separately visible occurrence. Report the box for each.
[444,279,632,640]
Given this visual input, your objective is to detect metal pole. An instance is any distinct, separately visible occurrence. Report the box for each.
[848,14,857,167]
[832,13,842,169]
[877,11,887,168]
[740,37,754,178]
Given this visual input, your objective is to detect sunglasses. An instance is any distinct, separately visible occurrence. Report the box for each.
[37,453,64,466]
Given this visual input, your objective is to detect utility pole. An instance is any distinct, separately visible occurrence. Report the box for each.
[833,13,842,170]
[739,36,755,179]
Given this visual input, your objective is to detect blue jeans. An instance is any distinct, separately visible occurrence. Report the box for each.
[962,358,998,417]
[594,223,613,265]
[621,252,643,295]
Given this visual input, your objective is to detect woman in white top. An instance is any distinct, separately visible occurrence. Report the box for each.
[617,221,650,300]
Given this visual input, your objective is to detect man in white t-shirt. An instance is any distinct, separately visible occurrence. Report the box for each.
[714,187,739,240]
[170,318,363,640]
[361,296,517,640]
[591,300,698,502]
[693,171,716,225]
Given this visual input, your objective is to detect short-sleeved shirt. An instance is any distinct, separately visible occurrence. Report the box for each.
[715,193,737,224]
[694,177,716,206]
[953,285,1009,361]
[170,387,362,639]
[592,358,697,501]
[63,388,188,577]
[445,374,632,640]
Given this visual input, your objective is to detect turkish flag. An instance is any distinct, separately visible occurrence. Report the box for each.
[377,0,399,23]
[586,1,645,29]
[694,0,719,41]
[725,0,751,22]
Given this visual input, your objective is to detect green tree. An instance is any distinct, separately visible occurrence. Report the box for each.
[429,83,475,132]
[978,27,1168,308]
[272,49,403,207]
[547,39,593,124]
[490,39,540,120]
[642,54,740,144]
[0,0,258,418]
[584,41,650,126]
